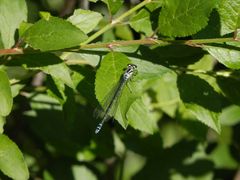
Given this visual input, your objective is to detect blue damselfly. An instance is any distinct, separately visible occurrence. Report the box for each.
[95,64,138,134]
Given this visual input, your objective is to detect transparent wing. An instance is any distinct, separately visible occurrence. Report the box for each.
[94,79,126,117]
[93,81,120,120]
[94,79,126,133]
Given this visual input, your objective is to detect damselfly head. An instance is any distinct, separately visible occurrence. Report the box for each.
[123,64,138,80]
[127,64,137,70]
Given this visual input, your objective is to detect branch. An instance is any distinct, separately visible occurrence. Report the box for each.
[0,37,238,56]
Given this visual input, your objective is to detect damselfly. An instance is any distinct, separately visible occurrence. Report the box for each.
[95,64,138,134]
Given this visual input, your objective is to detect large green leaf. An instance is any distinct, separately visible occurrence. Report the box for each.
[0,134,29,180]
[23,16,88,51]
[68,9,103,34]
[0,0,27,48]
[158,0,217,37]
[101,0,123,15]
[177,74,222,133]
[204,44,240,69]
[0,69,13,116]
[217,0,240,35]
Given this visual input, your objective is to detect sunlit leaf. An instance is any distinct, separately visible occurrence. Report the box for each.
[0,116,5,134]
[130,9,153,36]
[68,9,103,34]
[23,16,88,51]
[158,0,217,37]
[0,0,27,48]
[220,105,240,126]
[127,97,158,134]
[204,44,240,69]
[9,53,74,88]
[0,134,29,180]
[101,0,123,15]
[0,69,12,116]
[217,0,240,35]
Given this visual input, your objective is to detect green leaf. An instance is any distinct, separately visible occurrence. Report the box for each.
[217,0,240,35]
[61,52,100,66]
[129,9,153,36]
[68,9,103,34]
[71,65,97,105]
[0,134,29,180]
[39,11,52,20]
[193,10,221,39]
[72,165,97,180]
[22,16,88,51]
[0,33,4,49]
[11,84,25,98]
[130,57,174,80]
[10,53,74,88]
[220,105,240,126]
[204,44,240,69]
[127,97,157,134]
[46,75,67,104]
[150,73,180,118]
[210,143,238,169]
[0,116,5,134]
[101,0,123,15]
[0,0,27,48]
[217,76,240,105]
[19,22,33,37]
[0,69,13,116]
[120,150,146,180]
[188,54,215,71]
[184,104,221,133]
[43,63,74,89]
[158,0,217,37]
[115,25,134,40]
[177,74,222,133]
[139,45,205,67]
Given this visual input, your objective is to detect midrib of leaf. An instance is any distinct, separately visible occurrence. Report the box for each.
[111,52,119,83]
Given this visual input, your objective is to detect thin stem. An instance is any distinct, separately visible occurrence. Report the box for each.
[80,37,237,49]
[80,38,169,49]
[0,37,238,55]
[0,48,23,55]
[80,0,152,45]
[182,38,236,45]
